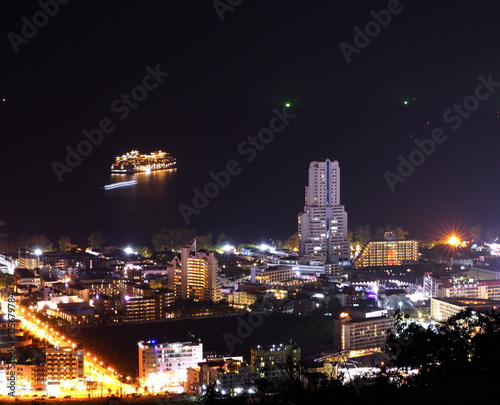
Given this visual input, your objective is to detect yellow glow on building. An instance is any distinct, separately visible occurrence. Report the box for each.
[355,240,418,268]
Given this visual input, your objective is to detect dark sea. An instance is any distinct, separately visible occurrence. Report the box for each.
[3,151,302,247]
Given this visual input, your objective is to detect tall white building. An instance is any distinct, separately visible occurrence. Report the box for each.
[298,159,350,272]
[138,340,203,387]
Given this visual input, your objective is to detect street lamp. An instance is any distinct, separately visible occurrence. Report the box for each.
[34,248,42,268]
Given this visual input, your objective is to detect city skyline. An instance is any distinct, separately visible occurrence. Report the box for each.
[4,1,500,402]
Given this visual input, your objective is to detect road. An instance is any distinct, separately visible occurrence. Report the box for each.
[15,306,135,397]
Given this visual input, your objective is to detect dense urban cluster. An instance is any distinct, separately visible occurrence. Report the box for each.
[1,159,500,403]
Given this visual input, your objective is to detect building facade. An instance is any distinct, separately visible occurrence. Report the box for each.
[298,159,350,272]
[45,345,84,383]
[168,242,221,302]
[138,340,203,386]
[430,297,500,322]
[355,240,418,268]
[250,265,292,284]
[197,357,252,396]
[0,364,39,395]
[121,287,175,321]
[333,315,394,351]
[250,343,301,381]
[424,273,500,301]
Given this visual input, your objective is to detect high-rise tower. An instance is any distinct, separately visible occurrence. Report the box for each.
[167,240,221,302]
[298,159,350,271]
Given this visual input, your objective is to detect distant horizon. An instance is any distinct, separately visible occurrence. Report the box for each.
[0,223,487,253]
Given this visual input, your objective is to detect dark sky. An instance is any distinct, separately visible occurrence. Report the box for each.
[1,0,500,245]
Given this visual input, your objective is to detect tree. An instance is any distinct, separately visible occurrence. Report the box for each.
[152,227,197,252]
[354,225,371,245]
[57,236,72,252]
[195,232,214,250]
[139,246,152,258]
[216,232,226,248]
[171,227,196,251]
[283,232,299,251]
[419,239,436,249]
[393,226,409,240]
[374,227,385,240]
[373,225,408,240]
[485,226,499,243]
[26,235,53,251]
[0,272,18,289]
[385,308,500,390]
[151,228,168,251]
[469,225,483,241]
[200,382,221,404]
[87,230,106,250]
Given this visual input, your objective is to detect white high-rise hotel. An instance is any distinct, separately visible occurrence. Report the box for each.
[298,159,350,271]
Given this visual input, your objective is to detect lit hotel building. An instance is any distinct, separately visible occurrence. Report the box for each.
[355,233,418,268]
[138,340,203,388]
[424,273,500,300]
[45,345,84,382]
[168,241,221,302]
[250,265,292,284]
[298,159,350,272]
[333,313,394,351]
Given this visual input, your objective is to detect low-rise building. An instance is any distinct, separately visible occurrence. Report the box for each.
[333,314,394,351]
[122,296,156,322]
[121,287,175,321]
[138,340,203,387]
[424,272,500,301]
[430,297,500,322]
[0,363,40,395]
[232,290,259,307]
[197,357,252,396]
[250,343,301,381]
[250,265,292,284]
[54,303,97,324]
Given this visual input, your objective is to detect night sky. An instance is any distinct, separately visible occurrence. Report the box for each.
[1,0,500,245]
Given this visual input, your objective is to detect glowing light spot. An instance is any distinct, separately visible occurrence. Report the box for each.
[448,236,460,246]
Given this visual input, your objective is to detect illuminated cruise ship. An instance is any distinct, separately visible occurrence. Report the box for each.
[111,150,176,173]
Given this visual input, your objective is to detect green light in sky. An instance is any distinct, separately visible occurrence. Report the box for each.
[403,100,409,105]
[285,102,291,108]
